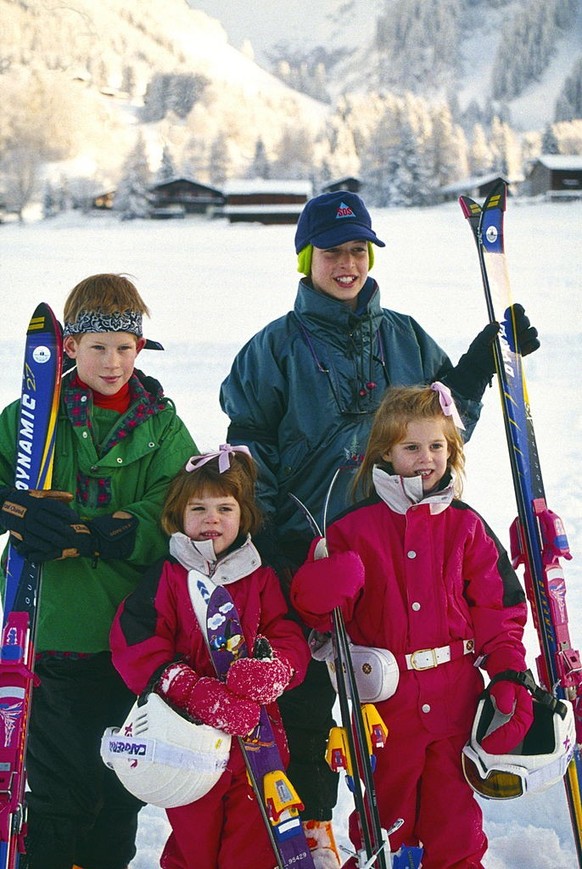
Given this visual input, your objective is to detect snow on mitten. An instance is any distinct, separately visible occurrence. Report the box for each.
[480,678,534,754]
[290,550,365,631]
[226,653,293,705]
[156,661,260,736]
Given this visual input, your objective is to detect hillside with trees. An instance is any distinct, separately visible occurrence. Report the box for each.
[1,0,581,218]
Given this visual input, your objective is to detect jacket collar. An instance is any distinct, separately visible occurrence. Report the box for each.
[294,276,383,332]
[372,466,455,515]
[169,532,262,584]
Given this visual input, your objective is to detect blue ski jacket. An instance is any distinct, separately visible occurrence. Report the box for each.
[220,277,483,547]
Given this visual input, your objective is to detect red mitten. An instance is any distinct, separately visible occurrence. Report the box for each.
[156,662,260,736]
[226,654,293,705]
[290,550,365,630]
[480,678,534,754]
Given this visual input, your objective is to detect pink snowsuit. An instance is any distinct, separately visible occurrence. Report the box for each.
[111,534,310,869]
[291,469,529,869]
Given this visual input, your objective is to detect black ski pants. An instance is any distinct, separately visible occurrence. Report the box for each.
[22,652,143,869]
[278,657,339,821]
[262,535,340,822]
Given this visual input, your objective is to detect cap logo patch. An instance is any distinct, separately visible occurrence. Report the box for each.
[336,202,355,219]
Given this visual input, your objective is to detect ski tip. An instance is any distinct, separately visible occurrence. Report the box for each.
[460,177,509,218]
[459,196,480,218]
[27,303,62,337]
[483,178,508,214]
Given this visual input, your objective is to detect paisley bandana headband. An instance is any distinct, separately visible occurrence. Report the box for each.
[185,443,252,474]
[430,381,466,430]
[63,309,143,338]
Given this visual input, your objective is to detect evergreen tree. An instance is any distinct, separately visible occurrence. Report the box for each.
[469,123,494,176]
[491,0,566,101]
[359,105,400,206]
[209,134,230,187]
[141,73,209,122]
[42,181,57,219]
[155,144,176,184]
[248,137,270,179]
[489,116,522,178]
[541,123,561,154]
[113,133,152,220]
[554,57,582,122]
[321,113,359,180]
[390,120,433,206]
[430,102,468,188]
[183,136,208,183]
[271,125,314,179]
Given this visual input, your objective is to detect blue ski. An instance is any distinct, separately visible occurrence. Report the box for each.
[460,179,582,865]
[0,304,63,869]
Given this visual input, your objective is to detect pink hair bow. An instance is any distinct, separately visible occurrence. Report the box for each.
[185,443,252,474]
[430,382,465,430]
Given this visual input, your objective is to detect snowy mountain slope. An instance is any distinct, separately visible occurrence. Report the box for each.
[1,0,332,185]
[188,0,384,63]
[189,0,582,133]
[1,0,327,122]
[507,7,582,129]
[335,0,582,131]
[455,0,582,129]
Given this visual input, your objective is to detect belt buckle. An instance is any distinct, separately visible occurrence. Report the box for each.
[410,648,438,671]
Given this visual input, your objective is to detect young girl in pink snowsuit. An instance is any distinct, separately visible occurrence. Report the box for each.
[290,383,534,869]
[110,445,310,869]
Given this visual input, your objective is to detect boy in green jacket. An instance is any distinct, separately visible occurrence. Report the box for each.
[0,274,198,869]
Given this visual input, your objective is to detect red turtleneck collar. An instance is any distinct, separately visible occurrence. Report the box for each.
[72,374,131,413]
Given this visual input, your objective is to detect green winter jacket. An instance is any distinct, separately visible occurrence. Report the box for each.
[0,369,197,653]
[220,277,483,548]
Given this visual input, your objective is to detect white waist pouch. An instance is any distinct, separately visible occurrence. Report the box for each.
[309,631,399,703]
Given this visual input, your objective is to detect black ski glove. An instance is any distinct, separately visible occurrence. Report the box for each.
[446,304,540,401]
[1,487,76,544]
[445,322,499,401]
[1,488,138,563]
[511,303,540,357]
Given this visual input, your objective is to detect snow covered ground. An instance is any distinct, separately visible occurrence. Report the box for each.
[0,197,580,866]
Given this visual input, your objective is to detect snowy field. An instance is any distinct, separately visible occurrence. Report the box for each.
[0,197,581,867]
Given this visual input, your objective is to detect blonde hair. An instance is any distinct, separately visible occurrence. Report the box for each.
[162,451,263,538]
[354,385,465,499]
[63,274,150,323]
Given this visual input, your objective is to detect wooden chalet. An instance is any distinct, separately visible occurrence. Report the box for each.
[150,178,225,216]
[438,173,521,202]
[525,155,582,199]
[221,179,312,224]
[321,176,361,194]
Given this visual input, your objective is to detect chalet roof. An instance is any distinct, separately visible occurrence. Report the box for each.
[153,177,222,193]
[533,155,582,171]
[223,179,312,196]
[324,176,360,185]
[439,172,522,196]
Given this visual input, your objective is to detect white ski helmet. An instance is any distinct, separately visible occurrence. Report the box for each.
[101,692,231,808]
[462,670,575,800]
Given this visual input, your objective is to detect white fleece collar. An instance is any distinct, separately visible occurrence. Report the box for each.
[169,532,262,584]
[372,465,455,515]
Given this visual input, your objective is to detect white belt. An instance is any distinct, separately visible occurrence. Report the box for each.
[404,639,475,671]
